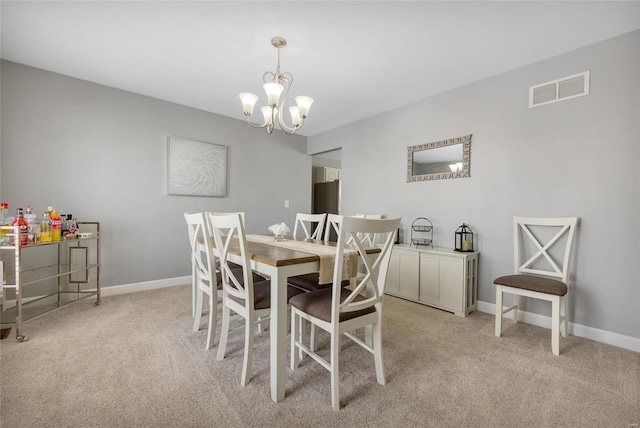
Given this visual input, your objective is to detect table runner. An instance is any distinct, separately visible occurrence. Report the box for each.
[246,234,357,284]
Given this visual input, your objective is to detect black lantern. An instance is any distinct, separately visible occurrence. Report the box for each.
[454,223,474,252]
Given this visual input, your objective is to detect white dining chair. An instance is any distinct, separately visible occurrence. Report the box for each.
[288,214,350,291]
[353,213,382,246]
[208,212,246,271]
[293,213,327,240]
[184,212,218,350]
[289,216,401,410]
[494,216,579,355]
[210,212,305,386]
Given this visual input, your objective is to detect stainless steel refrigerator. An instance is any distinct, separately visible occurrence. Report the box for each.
[313,180,340,241]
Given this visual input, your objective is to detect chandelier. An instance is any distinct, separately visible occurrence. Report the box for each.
[239,37,314,135]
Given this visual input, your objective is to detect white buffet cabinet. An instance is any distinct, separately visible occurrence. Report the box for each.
[385,244,478,317]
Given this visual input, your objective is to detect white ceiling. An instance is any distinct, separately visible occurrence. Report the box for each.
[2,1,639,137]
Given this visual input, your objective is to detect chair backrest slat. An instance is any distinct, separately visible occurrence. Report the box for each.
[513,216,578,283]
[324,214,342,244]
[332,216,401,319]
[293,213,327,240]
[208,213,255,307]
[184,212,216,288]
[349,213,383,246]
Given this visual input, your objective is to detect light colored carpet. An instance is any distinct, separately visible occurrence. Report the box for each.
[1,284,638,427]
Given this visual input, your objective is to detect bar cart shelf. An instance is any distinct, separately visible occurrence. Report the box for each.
[411,217,433,247]
[0,222,100,341]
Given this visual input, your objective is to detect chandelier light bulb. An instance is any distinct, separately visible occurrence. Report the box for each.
[239,92,259,116]
[295,96,314,118]
[289,106,301,127]
[263,82,284,107]
[261,106,277,126]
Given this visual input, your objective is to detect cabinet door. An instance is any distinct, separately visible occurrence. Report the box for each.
[438,257,464,312]
[385,248,419,300]
[418,254,464,313]
[418,254,439,304]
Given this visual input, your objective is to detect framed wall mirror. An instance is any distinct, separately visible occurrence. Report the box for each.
[407,134,472,182]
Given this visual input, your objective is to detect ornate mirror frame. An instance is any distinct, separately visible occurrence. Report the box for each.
[407,134,472,182]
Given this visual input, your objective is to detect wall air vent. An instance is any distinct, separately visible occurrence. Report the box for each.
[529,71,590,108]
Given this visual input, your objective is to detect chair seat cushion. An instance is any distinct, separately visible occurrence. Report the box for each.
[216,260,242,270]
[494,274,568,296]
[216,269,267,290]
[229,280,305,310]
[288,288,376,323]
[288,273,350,292]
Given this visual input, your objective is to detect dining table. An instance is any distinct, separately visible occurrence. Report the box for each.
[218,234,380,403]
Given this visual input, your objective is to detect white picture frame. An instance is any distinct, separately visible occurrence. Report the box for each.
[167,136,227,197]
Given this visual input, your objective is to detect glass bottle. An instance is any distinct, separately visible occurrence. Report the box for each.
[41,211,52,242]
[50,208,62,241]
[11,208,29,246]
[0,202,9,246]
[62,214,77,238]
[24,205,40,244]
[67,215,78,238]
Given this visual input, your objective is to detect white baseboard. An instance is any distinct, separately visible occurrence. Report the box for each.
[477,300,640,353]
[0,277,190,314]
[100,276,191,297]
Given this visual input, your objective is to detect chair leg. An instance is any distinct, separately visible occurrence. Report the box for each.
[216,304,231,360]
[192,266,197,318]
[290,309,300,370]
[193,287,203,332]
[299,318,307,361]
[310,323,318,352]
[257,316,265,334]
[513,295,520,324]
[551,296,560,355]
[330,331,341,411]
[561,295,569,337]
[205,290,217,350]
[373,320,386,385]
[495,285,503,337]
[241,312,255,386]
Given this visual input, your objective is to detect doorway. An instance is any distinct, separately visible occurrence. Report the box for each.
[312,149,342,240]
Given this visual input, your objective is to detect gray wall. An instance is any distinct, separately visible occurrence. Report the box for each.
[1,60,311,288]
[308,30,640,339]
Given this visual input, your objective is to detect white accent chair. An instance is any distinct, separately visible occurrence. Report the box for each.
[210,212,304,386]
[289,214,345,355]
[324,213,342,241]
[209,212,245,271]
[184,212,218,350]
[352,213,382,246]
[289,216,401,410]
[494,216,578,355]
[293,213,327,240]
[288,214,346,293]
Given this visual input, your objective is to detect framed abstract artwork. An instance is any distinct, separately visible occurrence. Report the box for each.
[167,136,227,197]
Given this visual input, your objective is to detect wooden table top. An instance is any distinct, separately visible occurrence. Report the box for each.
[219,235,381,268]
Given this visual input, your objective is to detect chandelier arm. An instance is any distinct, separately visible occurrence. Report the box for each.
[276,72,299,134]
[245,116,270,130]
[263,71,276,84]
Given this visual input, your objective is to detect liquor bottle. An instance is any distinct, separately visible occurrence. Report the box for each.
[41,211,52,242]
[24,205,40,244]
[50,208,62,241]
[63,214,77,238]
[0,202,9,246]
[11,208,29,246]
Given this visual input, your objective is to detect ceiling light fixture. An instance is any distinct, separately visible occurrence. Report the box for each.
[239,37,314,135]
